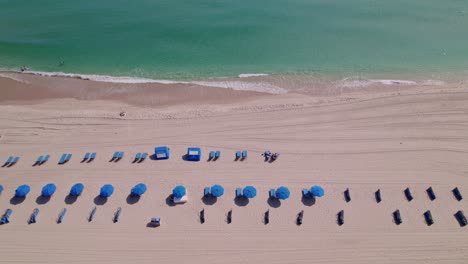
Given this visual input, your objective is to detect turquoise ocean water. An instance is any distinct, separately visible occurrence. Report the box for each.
[1,0,468,80]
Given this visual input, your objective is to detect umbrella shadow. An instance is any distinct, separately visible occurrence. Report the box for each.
[36,195,51,205]
[234,196,249,207]
[10,196,26,205]
[64,195,78,205]
[267,197,281,208]
[94,195,108,205]
[202,195,217,206]
[149,154,158,161]
[126,194,141,205]
[301,196,316,206]
[165,195,176,207]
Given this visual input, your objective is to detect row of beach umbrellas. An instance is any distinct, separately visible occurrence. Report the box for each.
[1,184,325,200]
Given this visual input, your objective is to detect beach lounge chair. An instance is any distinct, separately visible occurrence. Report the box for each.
[2,156,13,167]
[235,151,241,161]
[89,207,97,222]
[204,187,211,196]
[8,156,20,167]
[236,188,242,197]
[424,210,434,226]
[375,189,382,203]
[269,189,276,198]
[241,150,247,160]
[426,187,436,201]
[264,210,270,225]
[139,152,147,163]
[297,210,304,226]
[40,154,50,165]
[302,188,310,197]
[134,152,141,162]
[453,187,463,201]
[337,210,344,226]
[0,209,12,225]
[88,152,96,162]
[57,208,67,224]
[64,153,72,163]
[209,151,215,161]
[34,155,44,166]
[58,153,67,165]
[404,188,413,201]
[116,151,124,161]
[113,207,122,223]
[393,210,402,225]
[29,208,39,224]
[344,188,351,202]
[82,152,90,162]
[110,151,119,162]
[150,218,161,227]
[215,151,220,160]
[454,211,467,227]
[200,208,205,224]
[227,210,232,224]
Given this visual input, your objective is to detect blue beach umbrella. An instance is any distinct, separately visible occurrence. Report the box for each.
[131,183,147,196]
[310,185,325,197]
[172,185,186,198]
[100,184,114,198]
[276,186,290,200]
[70,183,84,196]
[243,186,257,198]
[0,184,3,194]
[41,183,57,197]
[15,184,31,197]
[211,184,224,198]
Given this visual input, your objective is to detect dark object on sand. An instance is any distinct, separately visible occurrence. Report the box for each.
[264,210,270,225]
[297,210,304,226]
[404,188,413,201]
[337,210,344,226]
[454,211,467,227]
[424,210,434,226]
[149,218,161,227]
[375,189,382,203]
[344,189,351,202]
[200,208,205,224]
[393,210,402,225]
[89,206,97,222]
[113,207,122,223]
[227,210,232,224]
[29,208,39,224]
[426,187,436,201]
[452,187,463,201]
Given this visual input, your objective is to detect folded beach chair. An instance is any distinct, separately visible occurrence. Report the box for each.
[297,210,304,226]
[453,187,463,201]
[57,208,67,224]
[209,151,215,161]
[204,187,211,196]
[0,209,12,225]
[227,210,232,224]
[88,152,96,162]
[264,210,270,225]
[89,206,97,222]
[236,188,242,197]
[82,152,90,162]
[375,189,382,203]
[34,155,44,166]
[40,154,50,165]
[139,152,147,163]
[134,152,141,162]
[113,207,122,223]
[58,153,67,165]
[269,189,276,198]
[200,208,205,224]
[215,151,220,160]
[235,151,241,160]
[393,210,402,225]
[344,188,351,202]
[8,156,20,167]
[3,156,13,167]
[110,151,119,162]
[29,208,39,224]
[64,153,72,163]
[337,210,344,226]
[426,187,436,201]
[241,150,247,160]
[424,210,434,226]
[454,210,467,227]
[404,188,413,201]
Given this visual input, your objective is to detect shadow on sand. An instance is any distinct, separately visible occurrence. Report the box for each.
[94,195,108,205]
[202,195,217,206]
[267,197,281,208]
[35,195,51,205]
[126,194,141,205]
[10,196,26,205]
[64,195,78,205]
[301,196,316,206]
[234,196,249,207]
[165,195,176,207]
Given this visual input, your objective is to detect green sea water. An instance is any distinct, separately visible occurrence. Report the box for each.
[1,0,468,80]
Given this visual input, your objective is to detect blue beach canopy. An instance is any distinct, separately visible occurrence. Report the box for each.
[131,183,147,196]
[310,185,325,197]
[172,185,186,198]
[100,184,114,198]
[276,186,290,200]
[0,184,3,194]
[186,147,202,161]
[243,186,257,198]
[211,184,224,197]
[41,183,57,197]
[70,183,84,196]
[154,146,170,160]
[15,184,31,197]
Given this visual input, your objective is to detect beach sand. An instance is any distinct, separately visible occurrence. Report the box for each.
[0,72,467,263]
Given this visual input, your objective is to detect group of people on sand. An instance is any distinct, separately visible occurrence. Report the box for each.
[262,150,279,162]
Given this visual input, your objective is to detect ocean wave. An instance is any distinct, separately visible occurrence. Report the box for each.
[338,77,445,88]
[238,73,269,78]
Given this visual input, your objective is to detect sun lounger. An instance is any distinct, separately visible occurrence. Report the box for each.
[117,151,124,161]
[110,151,119,162]
[241,150,247,160]
[83,152,90,162]
[297,210,304,226]
[8,156,19,167]
[134,152,141,162]
[34,155,44,166]
[236,188,242,197]
[375,189,382,203]
[453,187,463,201]
[64,153,72,163]
[344,188,351,202]
[404,188,413,201]
[215,151,220,160]
[58,153,67,164]
[204,187,211,196]
[454,211,467,227]
[337,210,344,226]
[200,208,205,224]
[209,151,215,160]
[113,207,122,223]
[393,210,402,225]
[302,188,310,197]
[88,152,96,162]
[57,208,67,224]
[40,154,50,165]
[235,151,241,160]
[269,189,276,198]
[89,207,97,222]
[0,209,12,225]
[264,210,270,225]
[426,187,436,201]
[29,208,39,224]
[424,210,434,226]
[3,156,13,167]
[227,210,232,224]
[139,152,147,163]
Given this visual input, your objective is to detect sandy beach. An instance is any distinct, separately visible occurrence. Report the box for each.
[0,72,467,263]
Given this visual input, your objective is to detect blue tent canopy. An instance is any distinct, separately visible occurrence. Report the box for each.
[186,147,201,161]
[15,184,31,197]
[310,185,325,197]
[155,146,170,160]
[131,183,147,196]
[70,183,84,196]
[172,185,186,198]
[41,183,57,197]
[100,184,114,198]
[0,184,3,194]
[276,186,290,200]
[243,186,257,198]
[211,184,224,197]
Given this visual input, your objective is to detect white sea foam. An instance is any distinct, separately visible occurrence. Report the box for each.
[238,73,269,78]
[338,77,445,88]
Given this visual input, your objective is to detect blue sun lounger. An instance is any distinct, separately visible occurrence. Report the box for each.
[209,151,215,160]
[88,152,96,162]
[139,152,147,163]
[236,188,242,197]
[0,209,12,225]
[134,153,141,162]
[34,155,44,165]
[235,151,241,160]
[204,187,211,196]
[40,154,50,165]
[58,153,67,165]
[89,206,97,222]
[57,208,67,224]
[8,156,20,167]
[242,151,247,159]
[110,151,119,161]
[116,151,124,161]
[83,152,90,162]
[215,151,221,159]
[64,153,72,163]
[3,156,13,167]
[113,207,122,223]
[302,188,310,197]
[29,208,39,224]
[269,189,276,198]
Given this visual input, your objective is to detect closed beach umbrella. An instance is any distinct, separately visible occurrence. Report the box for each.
[131,183,147,196]
[100,184,114,198]
[15,184,31,197]
[310,185,325,197]
[70,183,84,196]
[172,185,186,198]
[243,186,257,198]
[211,184,224,197]
[0,184,3,194]
[276,186,290,200]
[41,183,57,197]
